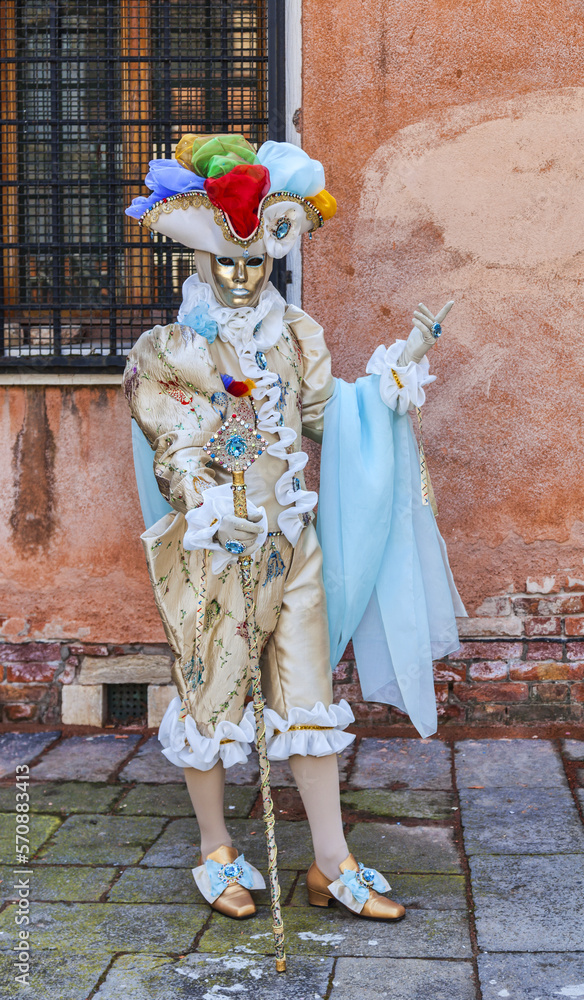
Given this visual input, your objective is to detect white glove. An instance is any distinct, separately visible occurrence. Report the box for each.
[215,512,264,556]
[397,300,454,366]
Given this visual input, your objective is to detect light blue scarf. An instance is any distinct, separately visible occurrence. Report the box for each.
[316,375,465,738]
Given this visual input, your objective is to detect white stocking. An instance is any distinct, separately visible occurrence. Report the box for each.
[183,762,232,860]
[289,752,349,881]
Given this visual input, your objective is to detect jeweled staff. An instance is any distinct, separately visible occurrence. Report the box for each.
[203,413,286,973]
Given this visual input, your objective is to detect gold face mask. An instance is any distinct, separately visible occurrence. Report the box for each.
[210,254,267,308]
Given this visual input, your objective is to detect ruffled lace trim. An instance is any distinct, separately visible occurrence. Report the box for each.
[183,482,268,575]
[158,696,255,771]
[177,276,317,546]
[244,699,356,761]
[366,339,436,415]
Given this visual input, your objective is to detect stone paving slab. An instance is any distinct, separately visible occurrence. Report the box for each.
[35,814,166,865]
[118,735,186,783]
[28,734,142,781]
[198,905,472,958]
[93,952,334,1000]
[459,786,584,854]
[292,872,468,910]
[115,782,256,818]
[0,813,61,864]
[0,902,207,953]
[470,853,584,951]
[108,865,296,906]
[330,957,476,1000]
[454,739,567,788]
[0,731,60,778]
[223,751,260,785]
[0,864,116,901]
[351,739,452,790]
[347,823,462,873]
[140,818,314,869]
[578,788,584,811]
[478,952,584,1000]
[562,739,584,761]
[0,781,123,815]
[341,789,457,820]
[0,948,112,1000]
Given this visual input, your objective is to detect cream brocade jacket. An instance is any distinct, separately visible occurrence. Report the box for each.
[122,294,335,739]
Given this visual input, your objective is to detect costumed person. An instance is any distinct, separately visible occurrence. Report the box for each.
[123,133,465,929]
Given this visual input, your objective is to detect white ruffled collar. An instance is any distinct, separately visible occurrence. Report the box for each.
[177,274,286,351]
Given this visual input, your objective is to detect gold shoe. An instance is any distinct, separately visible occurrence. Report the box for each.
[193,845,259,919]
[306,854,405,921]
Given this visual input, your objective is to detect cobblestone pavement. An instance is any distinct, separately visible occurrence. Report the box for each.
[0,731,583,999]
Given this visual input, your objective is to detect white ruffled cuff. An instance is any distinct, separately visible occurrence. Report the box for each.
[158,696,255,771]
[183,483,268,574]
[244,699,356,761]
[366,339,436,415]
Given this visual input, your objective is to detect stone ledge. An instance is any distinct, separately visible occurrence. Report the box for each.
[78,655,172,685]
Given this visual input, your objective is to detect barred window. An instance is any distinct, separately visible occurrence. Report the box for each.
[0,0,284,370]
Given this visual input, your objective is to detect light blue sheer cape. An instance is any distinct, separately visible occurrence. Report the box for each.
[131,373,465,738]
[316,375,465,738]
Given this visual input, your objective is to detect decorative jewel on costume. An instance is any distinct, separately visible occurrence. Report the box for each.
[181,301,219,343]
[226,434,247,458]
[204,854,258,901]
[220,372,256,397]
[210,391,229,420]
[204,598,221,631]
[431,322,442,338]
[275,218,291,240]
[263,539,286,586]
[224,539,246,555]
[292,476,301,492]
[340,863,390,905]
[255,350,267,370]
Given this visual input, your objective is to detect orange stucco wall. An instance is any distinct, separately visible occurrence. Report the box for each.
[4,1,584,645]
[301,0,584,611]
[0,386,165,644]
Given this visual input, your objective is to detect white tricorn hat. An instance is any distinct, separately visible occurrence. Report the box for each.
[126,134,337,259]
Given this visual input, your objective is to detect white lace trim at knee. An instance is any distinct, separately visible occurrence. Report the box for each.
[158,696,255,771]
[243,699,356,761]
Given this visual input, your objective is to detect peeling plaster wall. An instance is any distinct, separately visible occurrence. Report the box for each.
[301,0,584,613]
[0,387,165,644]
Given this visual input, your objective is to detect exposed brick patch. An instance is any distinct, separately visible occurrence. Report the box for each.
[566,643,584,661]
[510,661,584,681]
[456,641,522,660]
[572,683,584,703]
[469,661,508,681]
[532,683,571,702]
[4,703,37,721]
[565,618,584,637]
[433,662,467,682]
[452,682,529,703]
[524,617,562,637]
[525,641,564,661]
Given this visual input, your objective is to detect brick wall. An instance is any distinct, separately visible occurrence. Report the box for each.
[2,578,584,725]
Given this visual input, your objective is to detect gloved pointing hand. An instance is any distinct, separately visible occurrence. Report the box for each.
[397,300,455,366]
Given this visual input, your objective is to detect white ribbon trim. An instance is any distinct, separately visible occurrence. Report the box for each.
[178,277,317,546]
[327,870,392,914]
[183,483,268,575]
[158,695,255,771]
[366,338,436,414]
[243,699,356,761]
[191,861,265,904]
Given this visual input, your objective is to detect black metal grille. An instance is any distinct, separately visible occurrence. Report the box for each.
[106,682,148,725]
[0,0,284,371]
